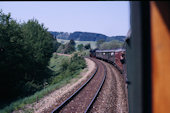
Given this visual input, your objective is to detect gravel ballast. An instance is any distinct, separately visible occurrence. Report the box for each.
[13,58,96,113]
[89,60,128,113]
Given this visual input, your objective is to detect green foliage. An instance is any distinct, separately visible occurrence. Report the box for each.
[96,39,105,48]
[48,54,69,75]
[24,80,42,94]
[64,43,75,54]
[70,53,86,69]
[77,50,90,57]
[77,44,84,51]
[64,39,76,54]
[57,39,76,54]
[99,40,123,50]
[69,39,76,46]
[0,52,87,112]
[21,19,54,67]
[50,53,86,84]
[0,10,86,112]
[53,39,61,52]
[60,58,69,72]
[0,10,27,106]
[0,10,55,108]
[57,39,97,49]
[53,53,58,59]
[0,79,65,113]
[57,44,65,53]
[84,43,91,50]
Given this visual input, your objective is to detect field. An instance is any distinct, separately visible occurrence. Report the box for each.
[57,39,97,49]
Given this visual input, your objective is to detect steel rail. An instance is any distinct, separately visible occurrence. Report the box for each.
[84,61,107,113]
[51,58,98,113]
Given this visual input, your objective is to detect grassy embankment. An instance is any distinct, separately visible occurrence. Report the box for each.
[0,53,86,113]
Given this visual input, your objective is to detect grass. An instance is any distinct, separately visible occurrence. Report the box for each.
[0,77,77,113]
[0,53,86,113]
[48,53,69,74]
[75,41,96,49]
[74,50,90,57]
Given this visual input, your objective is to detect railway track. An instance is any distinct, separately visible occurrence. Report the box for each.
[88,60,128,113]
[51,58,106,113]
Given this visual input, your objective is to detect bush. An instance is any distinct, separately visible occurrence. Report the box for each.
[53,53,58,59]
[84,43,91,50]
[60,59,69,72]
[99,40,123,49]
[57,39,76,54]
[77,44,84,51]
[50,53,86,84]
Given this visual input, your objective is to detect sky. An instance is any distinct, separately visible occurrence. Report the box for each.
[0,1,130,36]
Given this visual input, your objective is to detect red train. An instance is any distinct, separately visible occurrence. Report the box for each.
[89,48,126,74]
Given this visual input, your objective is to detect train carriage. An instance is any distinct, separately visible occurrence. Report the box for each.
[90,48,126,74]
[107,50,115,64]
[114,49,126,72]
[95,50,103,59]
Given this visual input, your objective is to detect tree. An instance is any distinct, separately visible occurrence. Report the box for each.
[84,43,91,50]
[77,44,84,51]
[21,19,54,68]
[0,10,28,104]
[99,40,123,49]
[0,10,55,105]
[69,39,76,46]
[96,39,105,48]
[57,44,65,53]
[63,39,76,54]
[53,39,61,52]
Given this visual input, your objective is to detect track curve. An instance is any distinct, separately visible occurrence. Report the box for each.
[89,60,128,113]
[51,58,106,113]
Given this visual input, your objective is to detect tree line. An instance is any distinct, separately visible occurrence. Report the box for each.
[0,10,58,107]
[96,39,123,50]
[57,39,91,53]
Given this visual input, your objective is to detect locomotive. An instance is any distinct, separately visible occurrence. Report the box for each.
[89,48,126,75]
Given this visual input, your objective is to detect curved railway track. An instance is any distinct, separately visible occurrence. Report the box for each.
[51,58,107,113]
[88,60,128,113]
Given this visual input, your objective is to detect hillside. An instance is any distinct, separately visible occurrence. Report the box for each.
[106,36,126,42]
[50,31,70,40]
[68,31,107,41]
[49,31,126,42]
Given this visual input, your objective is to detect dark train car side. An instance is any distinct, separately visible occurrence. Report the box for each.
[90,48,126,74]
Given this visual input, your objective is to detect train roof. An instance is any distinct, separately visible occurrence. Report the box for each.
[96,48,125,53]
